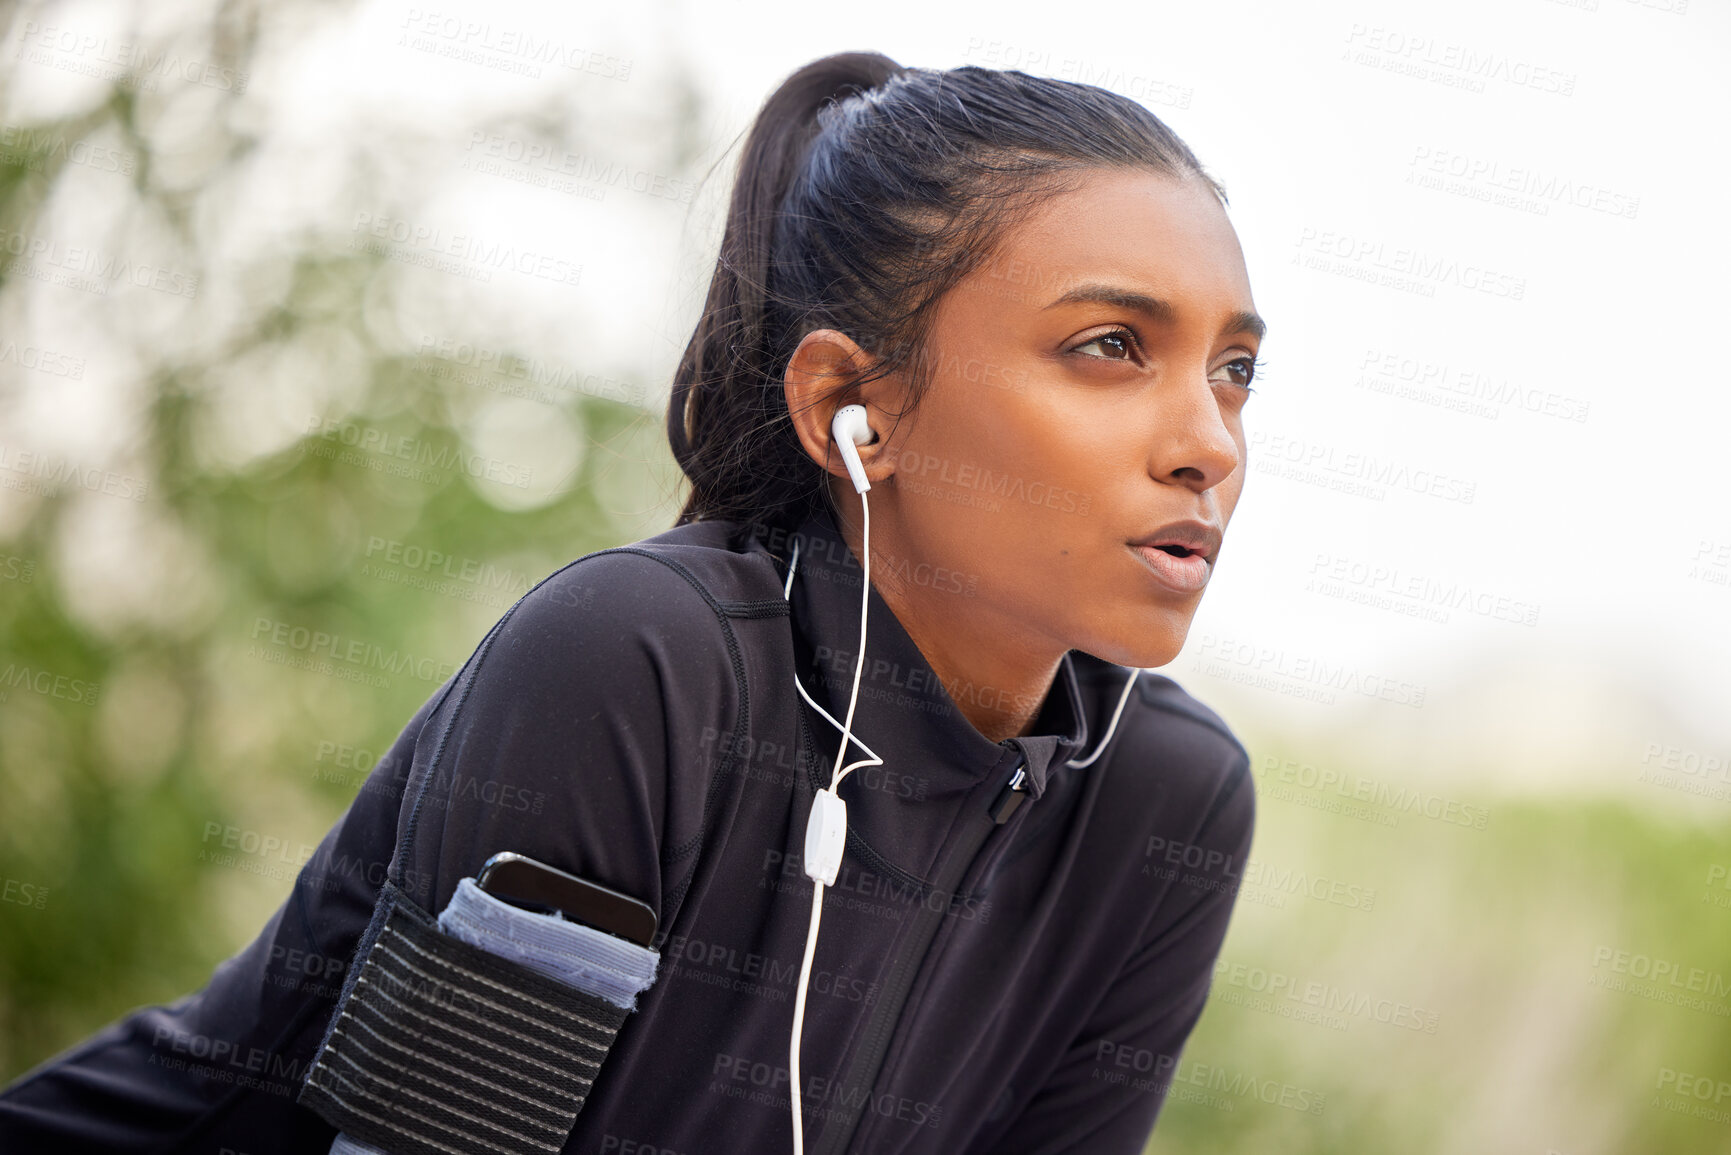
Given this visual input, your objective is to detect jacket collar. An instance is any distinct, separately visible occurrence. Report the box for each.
[758,505,1089,802]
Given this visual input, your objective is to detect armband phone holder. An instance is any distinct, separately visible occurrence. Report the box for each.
[301,854,661,1155]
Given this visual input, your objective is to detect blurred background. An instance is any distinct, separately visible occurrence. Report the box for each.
[0,0,1727,1152]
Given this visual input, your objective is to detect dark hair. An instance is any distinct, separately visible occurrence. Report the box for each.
[666,50,1225,538]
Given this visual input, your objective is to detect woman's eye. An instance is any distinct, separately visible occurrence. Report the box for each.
[1212,356,1261,391]
[1073,331,1135,360]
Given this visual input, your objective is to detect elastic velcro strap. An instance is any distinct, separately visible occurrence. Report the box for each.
[437,878,660,1010]
[300,891,630,1155]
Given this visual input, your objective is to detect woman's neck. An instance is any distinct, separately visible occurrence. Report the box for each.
[828,500,1065,745]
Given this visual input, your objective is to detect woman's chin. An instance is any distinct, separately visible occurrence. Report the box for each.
[1081,626,1187,672]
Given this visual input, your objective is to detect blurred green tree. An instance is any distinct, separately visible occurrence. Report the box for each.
[0,0,697,1078]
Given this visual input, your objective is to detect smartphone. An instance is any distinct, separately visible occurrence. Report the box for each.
[475,851,657,948]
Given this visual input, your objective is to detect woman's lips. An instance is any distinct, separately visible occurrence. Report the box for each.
[1130,543,1211,593]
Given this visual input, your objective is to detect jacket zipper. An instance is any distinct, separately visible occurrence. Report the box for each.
[988,761,1030,824]
[810,745,1028,1155]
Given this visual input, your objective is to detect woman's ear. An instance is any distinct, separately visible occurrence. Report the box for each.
[783,329,899,490]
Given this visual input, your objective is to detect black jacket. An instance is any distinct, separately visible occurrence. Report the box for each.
[0,506,1255,1154]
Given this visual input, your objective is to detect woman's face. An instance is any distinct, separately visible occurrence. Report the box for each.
[849,166,1263,673]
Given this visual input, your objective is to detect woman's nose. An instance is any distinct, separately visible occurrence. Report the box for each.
[1148,374,1241,492]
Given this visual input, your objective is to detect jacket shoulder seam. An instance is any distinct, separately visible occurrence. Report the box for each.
[1132,675,1249,761]
[578,547,753,870]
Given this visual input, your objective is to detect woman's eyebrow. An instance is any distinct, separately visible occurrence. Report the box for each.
[1044,282,1267,342]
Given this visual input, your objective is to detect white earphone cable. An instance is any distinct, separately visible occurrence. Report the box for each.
[1065,666,1141,768]
[782,541,884,774]
[788,491,877,1155]
[780,478,1136,1152]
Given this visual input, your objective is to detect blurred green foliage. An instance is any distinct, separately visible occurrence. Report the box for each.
[0,8,685,1084]
[1150,793,1731,1154]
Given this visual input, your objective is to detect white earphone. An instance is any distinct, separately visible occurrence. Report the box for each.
[831,403,874,494]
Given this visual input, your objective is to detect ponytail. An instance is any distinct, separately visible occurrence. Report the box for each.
[667,52,902,541]
[666,51,1221,538]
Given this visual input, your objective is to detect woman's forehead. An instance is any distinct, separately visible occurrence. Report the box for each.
[951,169,1256,324]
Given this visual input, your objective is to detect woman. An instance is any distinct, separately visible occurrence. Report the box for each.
[0,50,1261,1155]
